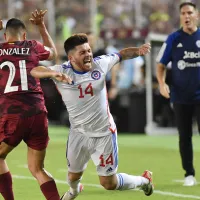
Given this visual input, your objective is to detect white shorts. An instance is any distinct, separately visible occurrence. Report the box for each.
[66,130,118,176]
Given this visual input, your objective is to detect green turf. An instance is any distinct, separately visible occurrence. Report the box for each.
[6,125,200,200]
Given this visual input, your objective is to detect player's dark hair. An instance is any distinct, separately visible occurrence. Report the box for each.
[179,2,196,10]
[64,33,88,55]
[6,18,26,35]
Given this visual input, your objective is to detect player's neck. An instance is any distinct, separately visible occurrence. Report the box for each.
[7,39,22,43]
[72,64,82,72]
[6,36,24,43]
[183,26,198,35]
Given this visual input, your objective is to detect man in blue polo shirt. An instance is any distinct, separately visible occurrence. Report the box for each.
[156,1,200,186]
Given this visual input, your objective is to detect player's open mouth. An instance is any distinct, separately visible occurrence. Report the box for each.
[185,20,190,25]
[84,60,91,64]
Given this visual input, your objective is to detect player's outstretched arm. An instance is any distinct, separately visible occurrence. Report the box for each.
[30,66,72,84]
[119,43,151,61]
[29,9,58,60]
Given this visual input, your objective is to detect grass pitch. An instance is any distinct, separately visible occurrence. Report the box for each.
[6,125,200,200]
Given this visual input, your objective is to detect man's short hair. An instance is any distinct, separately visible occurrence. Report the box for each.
[179,1,196,10]
[6,18,26,35]
[6,18,26,30]
[64,33,88,55]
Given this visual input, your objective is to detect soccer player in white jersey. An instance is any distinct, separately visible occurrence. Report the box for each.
[31,33,153,200]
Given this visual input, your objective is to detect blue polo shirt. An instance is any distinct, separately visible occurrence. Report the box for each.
[157,28,200,104]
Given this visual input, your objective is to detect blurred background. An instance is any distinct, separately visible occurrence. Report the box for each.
[1,0,199,135]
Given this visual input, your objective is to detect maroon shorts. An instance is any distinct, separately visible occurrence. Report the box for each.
[0,112,49,150]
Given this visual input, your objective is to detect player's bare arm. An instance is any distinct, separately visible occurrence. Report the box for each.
[29,9,58,60]
[119,43,151,60]
[109,64,120,100]
[156,63,170,99]
[30,66,72,84]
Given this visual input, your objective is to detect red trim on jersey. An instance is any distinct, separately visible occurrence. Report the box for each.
[109,127,116,134]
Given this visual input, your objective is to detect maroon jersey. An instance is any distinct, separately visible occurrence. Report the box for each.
[0,40,50,117]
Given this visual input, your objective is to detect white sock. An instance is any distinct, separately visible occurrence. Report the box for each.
[115,173,149,190]
[67,178,81,194]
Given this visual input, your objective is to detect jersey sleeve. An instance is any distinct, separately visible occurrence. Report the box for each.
[156,34,174,66]
[33,40,50,61]
[48,65,63,73]
[94,53,121,74]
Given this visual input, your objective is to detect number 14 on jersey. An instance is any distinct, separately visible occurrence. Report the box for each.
[78,83,93,98]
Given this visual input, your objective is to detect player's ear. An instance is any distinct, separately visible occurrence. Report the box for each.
[68,55,74,63]
[68,52,75,63]
[23,32,27,40]
[197,10,199,20]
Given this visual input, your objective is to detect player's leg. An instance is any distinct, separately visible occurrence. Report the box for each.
[60,131,90,200]
[27,147,60,200]
[0,115,22,200]
[99,171,153,195]
[25,112,60,200]
[0,142,14,200]
[98,172,151,191]
[196,104,200,134]
[173,103,196,186]
[92,133,153,195]
[60,171,84,200]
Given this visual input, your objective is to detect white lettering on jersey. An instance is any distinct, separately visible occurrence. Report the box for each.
[183,51,200,59]
[0,48,30,56]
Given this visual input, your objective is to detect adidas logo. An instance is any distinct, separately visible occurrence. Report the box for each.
[177,43,183,48]
[106,167,113,172]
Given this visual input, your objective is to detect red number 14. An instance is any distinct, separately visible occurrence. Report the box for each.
[78,83,93,98]
[99,153,114,167]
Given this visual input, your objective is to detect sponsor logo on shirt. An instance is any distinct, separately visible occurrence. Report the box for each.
[183,51,200,59]
[177,51,200,70]
[91,70,101,80]
[106,167,113,172]
[196,40,200,48]
[178,60,200,70]
[177,43,183,48]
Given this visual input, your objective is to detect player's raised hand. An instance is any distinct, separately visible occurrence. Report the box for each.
[29,9,47,25]
[138,43,151,56]
[0,20,3,30]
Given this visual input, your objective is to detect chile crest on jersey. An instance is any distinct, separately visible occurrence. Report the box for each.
[91,70,101,80]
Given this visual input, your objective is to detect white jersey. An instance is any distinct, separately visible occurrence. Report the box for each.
[50,53,121,137]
